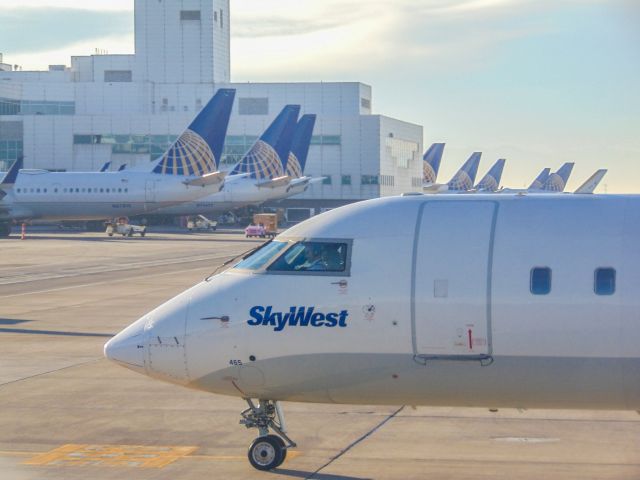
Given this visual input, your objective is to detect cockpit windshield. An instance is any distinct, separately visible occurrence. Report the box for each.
[268,241,348,273]
[234,241,288,270]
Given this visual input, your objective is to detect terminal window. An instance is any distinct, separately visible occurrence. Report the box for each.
[239,98,269,116]
[361,175,379,185]
[341,175,351,186]
[104,70,132,83]
[181,10,201,21]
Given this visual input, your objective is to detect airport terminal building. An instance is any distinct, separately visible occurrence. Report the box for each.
[0,0,423,217]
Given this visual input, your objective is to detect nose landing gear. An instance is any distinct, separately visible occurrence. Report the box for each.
[241,399,296,471]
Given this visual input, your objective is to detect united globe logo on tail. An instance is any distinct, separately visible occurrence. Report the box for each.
[155,129,217,176]
[423,162,437,184]
[234,140,285,180]
[248,306,348,332]
[286,153,303,179]
[448,171,473,191]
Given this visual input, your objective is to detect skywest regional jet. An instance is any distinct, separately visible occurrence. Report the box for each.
[105,193,640,471]
[0,89,236,237]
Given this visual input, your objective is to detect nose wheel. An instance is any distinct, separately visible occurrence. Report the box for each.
[241,399,296,471]
[248,434,287,470]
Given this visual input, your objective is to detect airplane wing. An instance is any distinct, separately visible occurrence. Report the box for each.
[574,169,607,194]
[184,171,227,187]
[423,183,449,194]
[256,175,291,189]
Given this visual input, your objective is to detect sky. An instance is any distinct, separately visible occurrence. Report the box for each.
[0,0,638,192]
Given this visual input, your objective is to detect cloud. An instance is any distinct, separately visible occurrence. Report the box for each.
[0,7,132,55]
[230,0,548,80]
[0,0,132,11]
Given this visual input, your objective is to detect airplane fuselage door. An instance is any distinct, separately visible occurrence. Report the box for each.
[145,180,157,203]
[412,201,496,360]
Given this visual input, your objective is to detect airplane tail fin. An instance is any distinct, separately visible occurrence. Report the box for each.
[118,164,127,172]
[1,156,23,187]
[99,161,111,172]
[285,114,316,179]
[423,143,445,184]
[528,167,550,190]
[475,158,506,192]
[152,88,235,176]
[230,105,301,180]
[447,152,481,191]
[574,169,607,194]
[543,162,574,192]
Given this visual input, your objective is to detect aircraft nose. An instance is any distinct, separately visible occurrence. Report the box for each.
[104,317,148,374]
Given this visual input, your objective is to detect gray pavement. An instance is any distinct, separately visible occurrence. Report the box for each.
[0,232,638,480]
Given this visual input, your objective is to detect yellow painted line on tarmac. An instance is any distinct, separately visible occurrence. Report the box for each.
[0,451,33,457]
[23,444,198,469]
[19,444,302,468]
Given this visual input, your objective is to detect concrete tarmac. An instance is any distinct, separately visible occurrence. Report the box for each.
[0,231,638,480]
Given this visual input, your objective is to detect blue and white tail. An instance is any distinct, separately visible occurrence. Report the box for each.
[528,168,551,190]
[475,158,506,192]
[99,161,111,172]
[574,169,607,194]
[1,156,23,187]
[447,152,481,191]
[152,88,235,176]
[542,162,574,192]
[423,143,445,184]
[285,114,316,179]
[230,105,301,180]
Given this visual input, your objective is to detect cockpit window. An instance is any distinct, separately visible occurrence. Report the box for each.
[234,241,288,271]
[267,241,348,273]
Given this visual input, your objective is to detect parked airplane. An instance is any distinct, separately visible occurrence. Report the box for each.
[473,158,506,192]
[266,114,321,200]
[501,163,574,194]
[574,169,607,194]
[152,104,301,218]
[540,162,574,192]
[527,167,551,190]
[105,193,640,470]
[424,152,482,193]
[0,89,236,237]
[422,143,445,186]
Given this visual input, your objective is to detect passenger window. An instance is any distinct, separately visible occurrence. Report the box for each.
[268,241,348,273]
[530,267,551,295]
[594,268,615,295]
[234,241,288,271]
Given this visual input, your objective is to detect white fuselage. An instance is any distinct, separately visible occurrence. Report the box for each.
[154,176,293,216]
[106,194,640,411]
[1,170,221,222]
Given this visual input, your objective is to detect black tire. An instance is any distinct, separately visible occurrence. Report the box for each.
[272,436,287,467]
[247,435,285,471]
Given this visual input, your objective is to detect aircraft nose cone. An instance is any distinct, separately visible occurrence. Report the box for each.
[104,318,147,374]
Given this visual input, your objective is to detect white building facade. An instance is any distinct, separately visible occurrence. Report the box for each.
[0,0,423,213]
